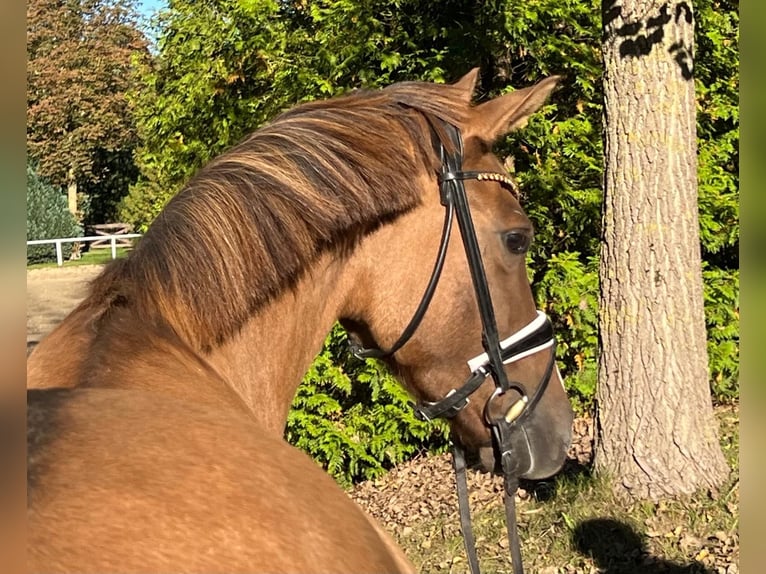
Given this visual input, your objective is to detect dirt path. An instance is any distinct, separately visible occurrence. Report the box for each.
[26,265,104,351]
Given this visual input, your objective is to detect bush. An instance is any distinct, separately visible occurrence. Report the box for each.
[695,0,739,400]
[286,325,450,488]
[27,164,81,264]
[703,266,739,402]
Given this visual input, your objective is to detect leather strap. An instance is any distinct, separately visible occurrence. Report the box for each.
[439,122,512,394]
[452,443,481,574]
[411,370,486,421]
[350,202,454,359]
[452,441,525,574]
[503,473,524,574]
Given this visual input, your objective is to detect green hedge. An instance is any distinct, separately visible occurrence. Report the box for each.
[286,325,450,489]
[27,164,81,264]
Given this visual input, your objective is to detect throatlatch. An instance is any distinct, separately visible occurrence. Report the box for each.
[349,117,559,574]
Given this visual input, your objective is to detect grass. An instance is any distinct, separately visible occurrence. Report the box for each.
[26,247,132,269]
[398,404,739,573]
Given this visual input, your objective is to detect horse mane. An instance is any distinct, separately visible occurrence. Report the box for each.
[92,81,473,351]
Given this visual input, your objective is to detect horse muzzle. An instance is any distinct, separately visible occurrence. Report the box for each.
[467,416,571,479]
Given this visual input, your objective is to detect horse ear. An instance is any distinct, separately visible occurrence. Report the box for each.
[452,68,481,103]
[471,76,561,141]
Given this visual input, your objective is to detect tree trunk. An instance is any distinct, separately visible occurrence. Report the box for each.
[596,0,728,500]
[67,167,78,217]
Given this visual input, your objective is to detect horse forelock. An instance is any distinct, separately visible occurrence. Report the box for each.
[96,82,472,351]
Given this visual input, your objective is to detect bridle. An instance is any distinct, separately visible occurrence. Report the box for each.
[349,117,558,574]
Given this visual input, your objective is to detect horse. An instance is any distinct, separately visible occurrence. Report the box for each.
[27,68,574,573]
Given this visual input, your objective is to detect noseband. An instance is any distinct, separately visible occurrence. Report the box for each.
[350,118,557,574]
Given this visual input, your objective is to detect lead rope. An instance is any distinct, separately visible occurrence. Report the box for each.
[451,443,480,574]
[502,468,524,574]
[452,441,525,574]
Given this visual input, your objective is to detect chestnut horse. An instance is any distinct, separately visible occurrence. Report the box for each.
[27,69,573,573]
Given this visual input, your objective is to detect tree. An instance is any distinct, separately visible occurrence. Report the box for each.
[26,0,149,224]
[596,0,729,500]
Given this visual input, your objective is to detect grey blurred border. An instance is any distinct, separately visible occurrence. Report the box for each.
[739,1,758,572]
[1,2,26,572]
[0,0,27,354]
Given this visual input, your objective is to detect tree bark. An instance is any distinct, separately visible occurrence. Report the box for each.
[596,0,728,500]
[67,167,78,217]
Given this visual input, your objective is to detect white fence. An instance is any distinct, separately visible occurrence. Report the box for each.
[26,234,142,267]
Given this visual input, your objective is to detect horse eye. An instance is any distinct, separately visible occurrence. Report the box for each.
[503,231,531,254]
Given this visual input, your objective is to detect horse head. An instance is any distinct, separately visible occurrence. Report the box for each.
[341,69,573,480]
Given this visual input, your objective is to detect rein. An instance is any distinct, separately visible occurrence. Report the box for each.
[350,118,557,574]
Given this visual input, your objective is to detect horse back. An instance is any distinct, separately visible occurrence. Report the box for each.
[27,387,414,573]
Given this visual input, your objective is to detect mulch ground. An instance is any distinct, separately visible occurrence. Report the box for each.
[350,412,739,573]
[350,416,593,535]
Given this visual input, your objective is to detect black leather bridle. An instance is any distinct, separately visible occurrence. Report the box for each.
[350,117,558,574]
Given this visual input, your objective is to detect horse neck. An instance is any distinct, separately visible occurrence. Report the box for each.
[203,251,358,436]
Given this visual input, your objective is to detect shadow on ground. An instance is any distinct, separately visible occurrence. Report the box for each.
[573,518,712,574]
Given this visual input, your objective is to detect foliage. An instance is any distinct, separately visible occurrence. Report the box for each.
[534,253,600,412]
[120,0,288,228]
[286,325,449,487]
[26,164,82,264]
[120,0,510,229]
[702,266,739,401]
[695,0,739,401]
[26,0,150,225]
[695,0,739,256]
[493,0,604,410]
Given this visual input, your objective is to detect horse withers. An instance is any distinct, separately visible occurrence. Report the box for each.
[27,68,573,573]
